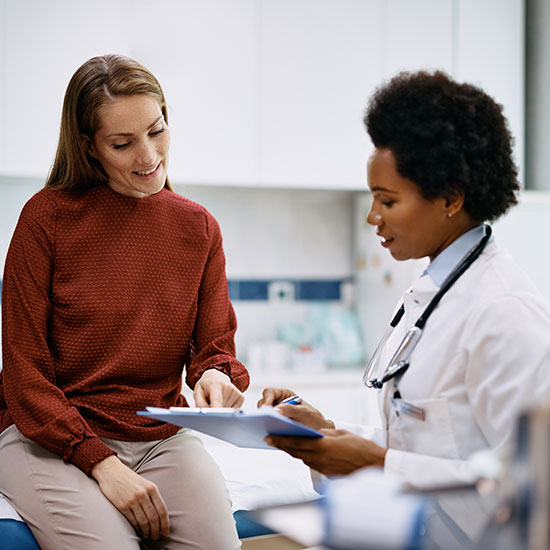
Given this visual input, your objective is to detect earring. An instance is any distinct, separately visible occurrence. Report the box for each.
[447,213,452,218]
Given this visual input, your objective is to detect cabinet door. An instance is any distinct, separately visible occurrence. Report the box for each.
[455,0,525,184]
[382,0,454,76]
[140,0,257,185]
[258,0,382,190]
[1,0,257,185]
[1,0,131,179]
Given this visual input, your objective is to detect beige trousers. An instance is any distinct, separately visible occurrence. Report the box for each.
[0,425,241,550]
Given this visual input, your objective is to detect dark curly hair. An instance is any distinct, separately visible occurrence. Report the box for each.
[364,71,519,222]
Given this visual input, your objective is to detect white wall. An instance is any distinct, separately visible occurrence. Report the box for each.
[0,177,356,363]
[175,184,356,360]
[0,178,44,271]
[493,192,550,301]
[1,0,544,377]
[176,185,354,280]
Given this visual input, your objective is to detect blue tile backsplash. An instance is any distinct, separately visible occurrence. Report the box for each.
[296,280,341,301]
[228,279,348,301]
[0,278,343,302]
[233,280,270,301]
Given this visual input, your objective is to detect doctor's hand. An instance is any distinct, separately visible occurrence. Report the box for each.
[194,368,244,408]
[265,429,387,476]
[91,455,170,540]
[257,387,297,407]
[258,387,335,430]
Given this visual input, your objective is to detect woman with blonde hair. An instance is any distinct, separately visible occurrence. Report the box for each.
[0,54,248,550]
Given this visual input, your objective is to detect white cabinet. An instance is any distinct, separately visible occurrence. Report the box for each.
[256,0,523,189]
[257,0,382,190]
[0,0,525,189]
[136,0,257,186]
[382,0,454,76]
[455,0,525,184]
[1,0,131,179]
[0,0,257,185]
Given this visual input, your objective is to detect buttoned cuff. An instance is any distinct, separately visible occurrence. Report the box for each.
[68,436,116,475]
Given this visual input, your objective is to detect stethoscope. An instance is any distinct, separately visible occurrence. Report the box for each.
[362,224,492,390]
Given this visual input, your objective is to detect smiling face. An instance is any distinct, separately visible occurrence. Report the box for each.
[366,148,470,262]
[88,94,170,198]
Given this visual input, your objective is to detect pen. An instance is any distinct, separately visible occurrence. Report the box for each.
[279,394,302,405]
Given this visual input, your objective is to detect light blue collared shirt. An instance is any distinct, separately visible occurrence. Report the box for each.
[426,225,488,288]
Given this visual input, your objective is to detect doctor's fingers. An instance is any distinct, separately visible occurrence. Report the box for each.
[257,387,296,407]
[264,446,340,475]
[318,429,387,468]
[265,434,325,452]
[277,403,334,430]
[264,438,319,461]
[319,428,350,437]
[267,440,366,476]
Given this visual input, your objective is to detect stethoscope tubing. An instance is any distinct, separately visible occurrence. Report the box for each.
[363,224,492,389]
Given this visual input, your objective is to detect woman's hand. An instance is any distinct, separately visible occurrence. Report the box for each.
[265,429,387,476]
[91,455,170,540]
[193,368,244,408]
[258,387,335,430]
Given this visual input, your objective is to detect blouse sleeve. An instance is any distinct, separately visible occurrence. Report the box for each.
[184,211,249,392]
[1,193,115,474]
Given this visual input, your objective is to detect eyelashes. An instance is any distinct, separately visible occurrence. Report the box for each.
[112,128,166,150]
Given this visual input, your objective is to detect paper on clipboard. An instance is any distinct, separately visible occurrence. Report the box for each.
[137,406,323,450]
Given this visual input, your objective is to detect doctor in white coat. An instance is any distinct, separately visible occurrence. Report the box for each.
[259,71,550,495]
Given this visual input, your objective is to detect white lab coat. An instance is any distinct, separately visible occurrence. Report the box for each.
[341,239,550,492]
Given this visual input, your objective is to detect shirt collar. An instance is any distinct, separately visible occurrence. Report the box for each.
[426,225,486,287]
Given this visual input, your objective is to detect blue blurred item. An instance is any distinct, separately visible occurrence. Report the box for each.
[234,510,276,539]
[321,469,426,549]
[311,305,364,367]
[0,519,40,550]
[0,512,276,547]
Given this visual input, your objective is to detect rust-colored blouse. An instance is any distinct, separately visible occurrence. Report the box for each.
[0,186,249,473]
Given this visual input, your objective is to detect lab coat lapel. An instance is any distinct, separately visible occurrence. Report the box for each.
[402,274,440,329]
[379,273,440,444]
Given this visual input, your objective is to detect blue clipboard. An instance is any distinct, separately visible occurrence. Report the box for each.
[137,406,323,450]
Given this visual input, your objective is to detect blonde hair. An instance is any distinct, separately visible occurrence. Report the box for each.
[46,54,172,191]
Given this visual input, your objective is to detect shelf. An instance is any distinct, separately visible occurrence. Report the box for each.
[247,367,364,389]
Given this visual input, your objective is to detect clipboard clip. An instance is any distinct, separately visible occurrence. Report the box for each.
[168,406,243,414]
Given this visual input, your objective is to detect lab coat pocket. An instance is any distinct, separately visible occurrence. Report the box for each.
[393,397,459,459]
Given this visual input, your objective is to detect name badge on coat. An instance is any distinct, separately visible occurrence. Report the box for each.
[391,397,426,421]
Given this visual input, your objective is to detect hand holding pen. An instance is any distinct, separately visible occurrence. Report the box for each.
[279,394,303,406]
[256,387,297,408]
[258,387,335,430]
